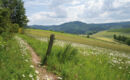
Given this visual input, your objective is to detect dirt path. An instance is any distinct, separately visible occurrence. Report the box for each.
[16,36,58,80]
[27,43,58,80]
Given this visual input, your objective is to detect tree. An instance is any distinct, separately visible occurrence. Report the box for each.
[0,0,20,35]
[0,8,11,34]
[116,35,122,41]
[87,35,90,38]
[121,35,127,42]
[12,0,28,27]
[0,0,2,7]
[113,34,117,40]
[1,0,28,27]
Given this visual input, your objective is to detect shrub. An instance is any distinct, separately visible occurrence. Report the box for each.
[1,32,13,41]
[125,39,130,46]
[121,36,127,42]
[87,35,90,38]
[9,24,19,33]
[18,28,25,34]
[0,9,11,34]
[0,27,4,34]
[113,34,117,40]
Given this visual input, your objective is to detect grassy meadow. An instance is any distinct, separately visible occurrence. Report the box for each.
[25,29,130,53]
[91,30,130,43]
[1,28,129,80]
[16,28,130,80]
[0,36,38,80]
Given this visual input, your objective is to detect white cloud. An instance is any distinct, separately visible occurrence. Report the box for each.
[24,0,130,25]
[28,12,68,25]
[24,0,50,6]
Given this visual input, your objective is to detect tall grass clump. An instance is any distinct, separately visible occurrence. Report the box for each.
[18,34,130,80]
[55,44,78,63]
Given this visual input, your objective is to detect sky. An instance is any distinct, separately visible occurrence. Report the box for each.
[23,0,130,25]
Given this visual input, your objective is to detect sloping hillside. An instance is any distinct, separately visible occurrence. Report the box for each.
[25,29,130,53]
[92,28,130,42]
[109,28,130,33]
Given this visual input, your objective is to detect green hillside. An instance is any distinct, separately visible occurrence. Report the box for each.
[92,28,130,42]
[109,28,130,33]
[25,29,130,53]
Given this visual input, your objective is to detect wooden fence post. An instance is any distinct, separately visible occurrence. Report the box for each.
[42,34,55,65]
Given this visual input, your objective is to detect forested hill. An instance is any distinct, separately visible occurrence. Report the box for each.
[29,21,130,34]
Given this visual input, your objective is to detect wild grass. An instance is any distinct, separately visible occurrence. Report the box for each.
[18,34,130,80]
[0,36,38,80]
[25,29,130,54]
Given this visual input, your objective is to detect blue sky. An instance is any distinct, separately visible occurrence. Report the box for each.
[23,0,130,25]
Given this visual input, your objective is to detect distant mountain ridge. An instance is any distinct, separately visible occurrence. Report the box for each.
[28,21,130,34]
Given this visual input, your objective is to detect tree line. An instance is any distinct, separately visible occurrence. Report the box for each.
[113,34,130,46]
[0,0,28,40]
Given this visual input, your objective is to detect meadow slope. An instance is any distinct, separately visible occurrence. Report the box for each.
[92,30,130,42]
[17,32,130,80]
[25,29,130,54]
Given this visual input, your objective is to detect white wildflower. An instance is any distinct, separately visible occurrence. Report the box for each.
[25,59,29,62]
[29,74,33,78]
[35,70,39,74]
[119,67,122,69]
[57,77,62,80]
[36,76,40,80]
[110,53,114,56]
[47,78,50,80]
[30,65,34,68]
[45,75,50,80]
[22,74,25,78]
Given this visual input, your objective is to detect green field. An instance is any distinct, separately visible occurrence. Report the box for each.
[17,33,130,80]
[92,29,130,43]
[25,29,130,53]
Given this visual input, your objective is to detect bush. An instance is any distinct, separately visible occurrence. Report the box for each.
[0,9,11,34]
[18,28,25,34]
[0,36,7,50]
[0,27,4,34]
[125,39,130,46]
[121,36,127,42]
[87,35,90,38]
[9,24,19,33]
[113,34,117,40]
[1,32,13,41]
